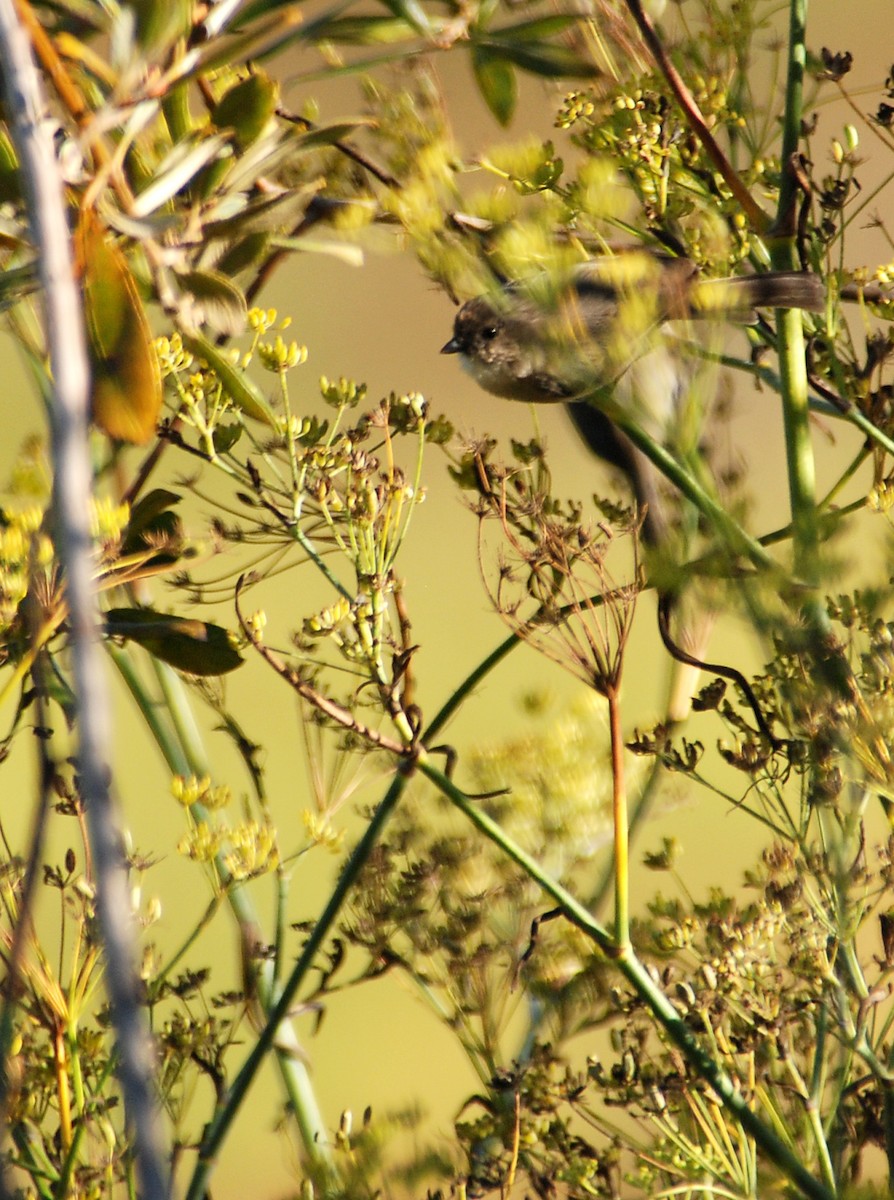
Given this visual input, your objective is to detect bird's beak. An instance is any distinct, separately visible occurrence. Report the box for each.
[441,337,460,355]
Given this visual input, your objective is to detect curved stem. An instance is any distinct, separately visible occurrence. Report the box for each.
[422,629,521,745]
[611,410,776,571]
[418,756,835,1200]
[185,770,408,1200]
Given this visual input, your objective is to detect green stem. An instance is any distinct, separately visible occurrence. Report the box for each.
[884,1085,894,1191]
[418,757,835,1200]
[184,770,408,1200]
[773,0,819,584]
[10,1126,57,1199]
[151,660,335,1178]
[610,410,776,571]
[808,1016,837,1194]
[112,650,337,1183]
[422,629,522,745]
[607,689,629,948]
[817,449,870,512]
[775,300,819,578]
[107,644,189,775]
[149,895,225,994]
[691,343,894,461]
[777,0,808,224]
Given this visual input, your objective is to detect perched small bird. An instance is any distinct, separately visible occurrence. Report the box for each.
[442,255,824,545]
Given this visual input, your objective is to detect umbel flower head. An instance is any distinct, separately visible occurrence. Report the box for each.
[470,440,640,697]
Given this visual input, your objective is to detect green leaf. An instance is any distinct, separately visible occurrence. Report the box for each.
[212,423,243,454]
[122,489,183,566]
[0,262,38,309]
[377,0,433,38]
[179,332,277,426]
[131,133,231,218]
[472,45,518,126]
[301,15,415,44]
[203,185,321,242]
[106,608,244,675]
[126,0,191,54]
[174,268,247,337]
[239,0,311,22]
[212,72,280,148]
[294,118,376,149]
[161,82,192,144]
[216,232,272,277]
[0,128,20,204]
[273,236,364,268]
[476,37,600,79]
[125,488,181,535]
[490,14,582,41]
[76,211,162,445]
[289,49,427,85]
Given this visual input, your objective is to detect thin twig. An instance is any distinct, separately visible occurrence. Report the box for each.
[234,576,415,760]
[621,0,769,232]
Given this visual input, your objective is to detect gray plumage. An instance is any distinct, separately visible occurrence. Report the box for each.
[442,258,823,544]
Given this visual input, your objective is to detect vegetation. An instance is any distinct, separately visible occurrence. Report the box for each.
[1,0,894,1197]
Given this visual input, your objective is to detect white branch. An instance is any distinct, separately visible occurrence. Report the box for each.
[0,8,170,1198]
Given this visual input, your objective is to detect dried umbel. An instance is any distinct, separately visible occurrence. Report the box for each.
[471,442,640,698]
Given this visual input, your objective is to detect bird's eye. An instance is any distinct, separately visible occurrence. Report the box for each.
[481,325,499,342]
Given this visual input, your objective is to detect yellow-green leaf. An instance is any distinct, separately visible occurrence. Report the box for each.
[106,608,244,675]
[121,489,183,566]
[76,211,162,444]
[175,268,247,336]
[471,46,518,126]
[126,0,192,55]
[212,73,279,148]
[179,332,277,426]
[0,129,20,204]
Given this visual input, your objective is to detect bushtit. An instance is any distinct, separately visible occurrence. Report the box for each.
[442,256,824,544]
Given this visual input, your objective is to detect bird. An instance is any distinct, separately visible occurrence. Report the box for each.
[441,255,825,546]
[442,255,825,729]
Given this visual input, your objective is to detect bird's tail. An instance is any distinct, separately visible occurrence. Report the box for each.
[687,271,825,320]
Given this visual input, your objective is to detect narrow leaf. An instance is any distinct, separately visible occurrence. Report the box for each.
[175,269,247,337]
[106,608,244,675]
[180,332,277,426]
[0,262,37,308]
[0,128,20,203]
[126,0,192,54]
[131,133,232,218]
[476,37,600,79]
[490,15,582,41]
[378,0,433,38]
[301,15,414,44]
[294,119,376,149]
[122,488,183,566]
[203,187,319,241]
[76,211,162,444]
[216,232,272,277]
[273,236,364,267]
[472,46,518,126]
